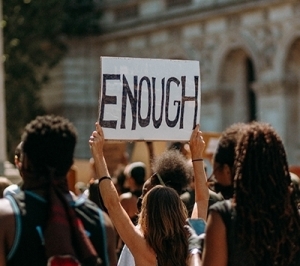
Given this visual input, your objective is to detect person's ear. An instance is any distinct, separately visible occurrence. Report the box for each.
[14,155,21,170]
[20,153,28,170]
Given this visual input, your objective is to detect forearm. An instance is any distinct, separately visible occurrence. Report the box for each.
[93,152,120,210]
[191,160,209,219]
[193,160,209,202]
[189,125,209,219]
[188,254,202,266]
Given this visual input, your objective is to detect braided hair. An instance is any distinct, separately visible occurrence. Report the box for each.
[233,121,300,265]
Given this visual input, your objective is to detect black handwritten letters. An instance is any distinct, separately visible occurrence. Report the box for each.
[100,74,199,131]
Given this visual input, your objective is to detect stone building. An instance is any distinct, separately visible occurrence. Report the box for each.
[42,0,300,166]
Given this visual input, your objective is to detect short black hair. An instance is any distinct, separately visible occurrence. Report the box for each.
[127,162,146,186]
[21,115,77,176]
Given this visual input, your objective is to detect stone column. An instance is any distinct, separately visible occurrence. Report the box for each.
[201,86,227,132]
[254,77,300,165]
[252,80,286,139]
[0,0,6,175]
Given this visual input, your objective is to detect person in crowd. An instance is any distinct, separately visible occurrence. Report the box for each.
[168,141,191,160]
[201,121,300,266]
[74,181,88,198]
[167,140,222,216]
[118,149,194,265]
[207,122,247,199]
[0,177,13,198]
[112,164,129,195]
[89,122,209,266]
[149,149,191,196]
[86,178,118,265]
[117,162,146,256]
[3,142,24,197]
[0,115,117,266]
[181,159,223,217]
[120,161,146,224]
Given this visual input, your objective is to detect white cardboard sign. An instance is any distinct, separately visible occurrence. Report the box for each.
[99,56,201,141]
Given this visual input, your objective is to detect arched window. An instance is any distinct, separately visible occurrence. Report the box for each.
[219,49,256,127]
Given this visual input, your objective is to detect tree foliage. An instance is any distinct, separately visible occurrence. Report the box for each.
[3,0,101,162]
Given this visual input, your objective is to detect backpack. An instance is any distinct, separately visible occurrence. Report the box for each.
[6,191,108,266]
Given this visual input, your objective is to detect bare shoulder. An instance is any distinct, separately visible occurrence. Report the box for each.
[202,210,227,266]
[0,197,15,252]
[0,198,14,217]
[119,192,133,200]
[119,193,137,207]
[0,198,15,231]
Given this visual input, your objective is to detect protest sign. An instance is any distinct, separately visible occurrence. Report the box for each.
[99,56,201,141]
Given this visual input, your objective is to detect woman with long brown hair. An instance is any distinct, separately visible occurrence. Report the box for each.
[89,122,209,266]
[138,185,189,265]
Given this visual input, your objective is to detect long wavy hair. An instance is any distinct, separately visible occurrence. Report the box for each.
[138,185,189,266]
[233,122,300,265]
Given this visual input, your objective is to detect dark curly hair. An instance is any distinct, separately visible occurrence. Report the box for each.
[21,115,77,177]
[214,122,247,170]
[234,121,300,265]
[151,149,190,195]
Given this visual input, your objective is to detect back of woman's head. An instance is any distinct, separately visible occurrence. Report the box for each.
[234,121,300,264]
[214,122,247,169]
[234,122,290,203]
[139,186,188,266]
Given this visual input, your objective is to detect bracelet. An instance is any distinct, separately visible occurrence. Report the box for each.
[98,176,112,184]
[192,158,204,162]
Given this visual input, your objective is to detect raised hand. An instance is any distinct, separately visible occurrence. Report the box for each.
[189,124,205,161]
[89,122,105,160]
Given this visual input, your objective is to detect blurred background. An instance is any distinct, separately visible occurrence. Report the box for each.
[1,0,300,189]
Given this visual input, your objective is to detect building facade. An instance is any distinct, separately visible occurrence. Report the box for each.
[42,0,300,166]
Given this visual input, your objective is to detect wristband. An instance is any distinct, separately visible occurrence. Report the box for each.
[98,176,112,184]
[192,158,204,162]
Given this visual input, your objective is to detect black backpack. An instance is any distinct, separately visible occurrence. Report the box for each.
[7,191,109,266]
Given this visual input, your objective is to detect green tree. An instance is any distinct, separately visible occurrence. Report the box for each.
[3,0,101,162]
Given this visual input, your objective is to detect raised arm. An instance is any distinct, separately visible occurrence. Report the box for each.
[189,125,209,220]
[89,123,153,263]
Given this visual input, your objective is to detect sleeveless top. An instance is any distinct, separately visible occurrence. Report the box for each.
[209,200,300,266]
[6,190,109,266]
[209,200,254,266]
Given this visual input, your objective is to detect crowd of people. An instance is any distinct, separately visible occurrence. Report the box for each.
[1,114,300,265]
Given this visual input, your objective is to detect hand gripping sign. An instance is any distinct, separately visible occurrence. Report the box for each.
[99,57,201,141]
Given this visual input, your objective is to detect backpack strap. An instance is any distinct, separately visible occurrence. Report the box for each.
[6,194,22,260]
[73,198,108,266]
